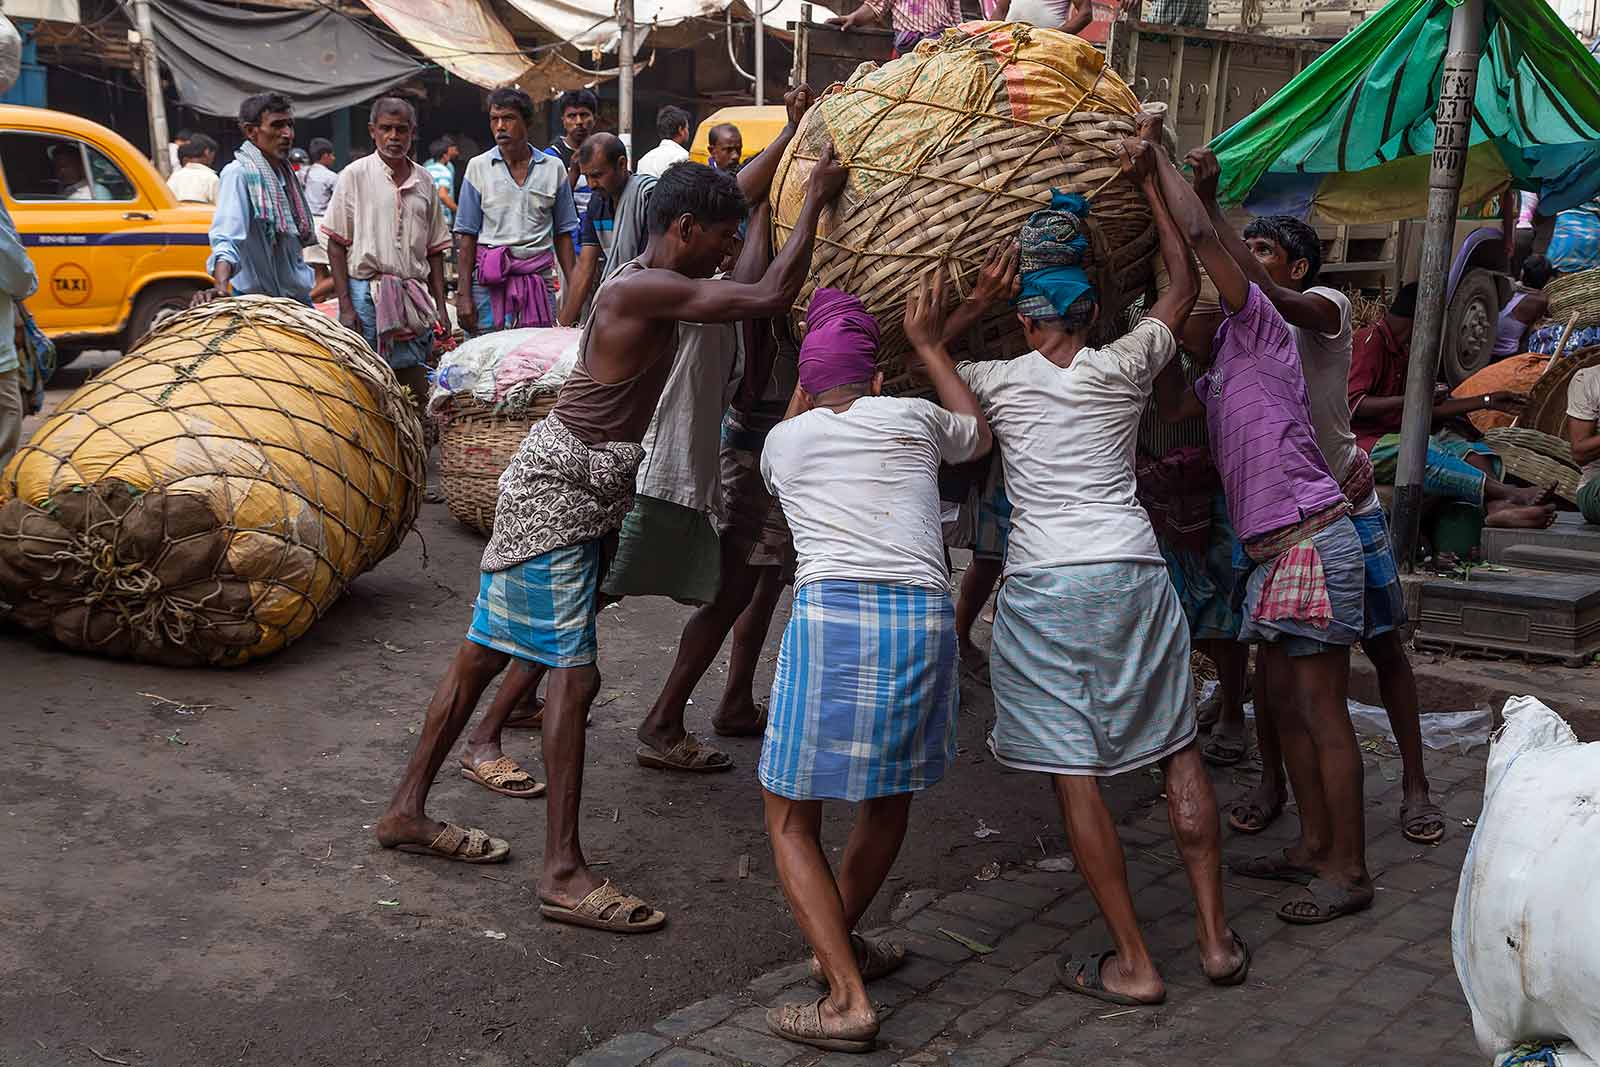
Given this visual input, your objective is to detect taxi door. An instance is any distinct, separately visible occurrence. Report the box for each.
[0,129,147,338]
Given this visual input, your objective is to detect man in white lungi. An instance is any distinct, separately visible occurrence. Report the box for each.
[756,277,991,1053]
[954,134,1248,1007]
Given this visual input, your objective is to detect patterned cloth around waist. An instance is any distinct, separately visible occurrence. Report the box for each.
[1242,501,1351,564]
[759,579,959,801]
[481,412,644,573]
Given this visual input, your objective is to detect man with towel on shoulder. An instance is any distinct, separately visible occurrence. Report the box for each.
[756,277,990,1053]
[954,133,1248,1007]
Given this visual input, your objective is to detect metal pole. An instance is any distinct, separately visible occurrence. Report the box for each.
[617,0,635,161]
[132,0,171,178]
[1391,0,1483,569]
[754,0,765,106]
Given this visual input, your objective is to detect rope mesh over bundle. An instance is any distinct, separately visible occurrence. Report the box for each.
[0,296,425,666]
[771,21,1156,392]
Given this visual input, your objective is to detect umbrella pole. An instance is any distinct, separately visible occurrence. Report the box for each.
[618,0,635,161]
[133,0,172,179]
[1391,0,1484,570]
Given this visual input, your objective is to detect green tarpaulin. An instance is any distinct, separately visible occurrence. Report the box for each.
[1210,0,1600,223]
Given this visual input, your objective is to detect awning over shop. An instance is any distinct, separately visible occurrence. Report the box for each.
[501,0,823,55]
[1210,0,1600,224]
[148,0,424,120]
[359,0,624,97]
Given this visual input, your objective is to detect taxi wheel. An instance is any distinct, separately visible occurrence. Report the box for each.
[124,282,202,350]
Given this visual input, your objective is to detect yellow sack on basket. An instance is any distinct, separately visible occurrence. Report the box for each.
[772,21,1154,391]
[0,296,425,666]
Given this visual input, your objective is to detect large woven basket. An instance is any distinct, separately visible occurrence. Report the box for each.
[1546,268,1600,330]
[1482,435,1582,503]
[1519,345,1600,438]
[771,22,1153,393]
[436,394,559,536]
[0,296,424,665]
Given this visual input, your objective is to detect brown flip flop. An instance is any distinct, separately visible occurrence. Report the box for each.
[460,755,546,798]
[636,733,733,773]
[539,880,666,934]
[809,932,907,985]
[765,997,876,1053]
[388,822,509,864]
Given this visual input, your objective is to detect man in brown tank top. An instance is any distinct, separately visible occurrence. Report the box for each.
[374,131,848,934]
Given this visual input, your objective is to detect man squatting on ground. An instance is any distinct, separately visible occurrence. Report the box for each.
[374,141,850,933]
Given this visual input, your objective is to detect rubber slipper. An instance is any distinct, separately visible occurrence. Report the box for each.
[1227,797,1284,836]
[1276,878,1374,926]
[765,998,876,1052]
[388,822,509,864]
[1230,848,1315,885]
[1058,950,1165,1007]
[636,733,734,774]
[809,932,907,986]
[1400,801,1446,845]
[1202,734,1247,767]
[460,755,546,799]
[539,880,667,934]
[1204,930,1252,987]
[504,701,592,730]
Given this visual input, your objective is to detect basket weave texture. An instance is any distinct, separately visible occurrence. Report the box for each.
[0,296,424,666]
[436,394,558,536]
[1482,434,1581,503]
[1520,345,1600,438]
[771,21,1152,392]
[1545,268,1600,330]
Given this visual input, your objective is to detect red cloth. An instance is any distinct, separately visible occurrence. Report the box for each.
[1254,543,1333,625]
[1348,319,1408,451]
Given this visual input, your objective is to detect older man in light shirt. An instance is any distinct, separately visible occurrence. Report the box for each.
[0,199,39,468]
[455,88,579,334]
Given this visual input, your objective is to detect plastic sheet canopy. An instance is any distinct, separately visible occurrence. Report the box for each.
[0,297,425,666]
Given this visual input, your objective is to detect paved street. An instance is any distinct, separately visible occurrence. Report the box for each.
[569,724,1486,1066]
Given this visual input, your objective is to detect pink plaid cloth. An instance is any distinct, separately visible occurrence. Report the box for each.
[1253,542,1333,625]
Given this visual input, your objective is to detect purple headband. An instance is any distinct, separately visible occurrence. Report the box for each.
[799,288,879,395]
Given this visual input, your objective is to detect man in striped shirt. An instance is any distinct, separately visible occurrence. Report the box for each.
[829,0,963,51]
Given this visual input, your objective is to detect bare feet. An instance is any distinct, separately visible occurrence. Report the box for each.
[1484,502,1558,528]
[504,696,546,729]
[1199,929,1249,984]
[536,862,609,912]
[1065,950,1166,1005]
[1503,483,1555,507]
[374,810,449,850]
[711,695,767,737]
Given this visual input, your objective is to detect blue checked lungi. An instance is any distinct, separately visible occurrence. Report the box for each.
[466,541,602,668]
[1350,507,1407,639]
[1233,517,1365,656]
[973,459,1012,562]
[759,580,959,802]
[1548,204,1600,274]
[989,562,1196,776]
[349,278,431,371]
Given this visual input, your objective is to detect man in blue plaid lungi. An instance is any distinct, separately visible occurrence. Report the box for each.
[756,279,992,1053]
[958,141,1248,1008]
[374,145,849,936]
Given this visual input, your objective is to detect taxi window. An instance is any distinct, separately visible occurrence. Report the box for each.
[0,132,135,202]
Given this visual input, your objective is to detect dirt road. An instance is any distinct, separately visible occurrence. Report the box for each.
[1,358,1123,1064]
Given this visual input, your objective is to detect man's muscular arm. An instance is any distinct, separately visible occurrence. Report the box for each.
[613,143,849,324]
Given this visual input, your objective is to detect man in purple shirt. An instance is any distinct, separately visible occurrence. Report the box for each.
[1152,138,1372,928]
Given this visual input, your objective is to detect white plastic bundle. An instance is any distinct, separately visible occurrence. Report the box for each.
[0,16,22,97]
[1452,696,1600,1065]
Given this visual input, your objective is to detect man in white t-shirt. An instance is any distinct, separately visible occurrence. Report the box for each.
[755,280,990,1054]
[1186,147,1442,853]
[1569,365,1600,524]
[635,105,692,178]
[955,135,1247,1008]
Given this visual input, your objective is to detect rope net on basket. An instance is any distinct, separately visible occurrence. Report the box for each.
[770,21,1155,393]
[0,296,425,666]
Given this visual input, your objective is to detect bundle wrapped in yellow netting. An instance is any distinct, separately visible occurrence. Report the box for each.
[772,21,1156,391]
[0,296,425,666]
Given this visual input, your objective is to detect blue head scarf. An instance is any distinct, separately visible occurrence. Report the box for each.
[1015,190,1097,323]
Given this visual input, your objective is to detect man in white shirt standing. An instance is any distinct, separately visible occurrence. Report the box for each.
[166,133,220,204]
[757,279,990,1054]
[635,105,692,178]
[955,138,1247,1007]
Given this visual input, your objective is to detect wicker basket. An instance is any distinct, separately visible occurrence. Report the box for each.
[436,394,559,536]
[0,296,424,665]
[1482,439,1582,503]
[1546,268,1600,330]
[1519,346,1600,438]
[771,22,1153,393]
[1483,426,1579,465]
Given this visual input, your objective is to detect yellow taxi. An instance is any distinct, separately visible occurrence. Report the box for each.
[689,106,789,167]
[0,105,212,356]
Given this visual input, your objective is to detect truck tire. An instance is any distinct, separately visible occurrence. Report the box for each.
[123,282,202,351]
[1440,268,1503,386]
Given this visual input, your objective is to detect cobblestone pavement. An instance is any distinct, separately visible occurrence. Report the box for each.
[570,738,1486,1066]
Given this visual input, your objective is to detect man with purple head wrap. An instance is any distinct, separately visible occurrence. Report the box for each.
[755,276,992,1053]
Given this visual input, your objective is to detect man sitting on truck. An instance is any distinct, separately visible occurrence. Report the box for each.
[194,92,316,307]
